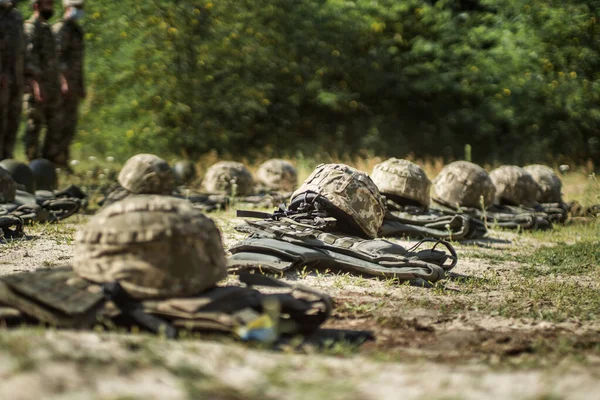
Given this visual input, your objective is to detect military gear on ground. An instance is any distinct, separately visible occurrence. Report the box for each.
[202,161,254,196]
[490,165,539,207]
[0,214,24,239]
[372,158,431,211]
[523,164,563,204]
[0,268,106,328]
[256,159,298,193]
[432,198,553,231]
[0,159,35,194]
[7,187,81,223]
[380,207,487,241]
[289,163,386,239]
[118,153,175,195]
[433,161,495,209]
[73,195,228,300]
[53,16,85,163]
[0,167,16,203]
[229,217,457,283]
[29,158,58,191]
[172,160,197,185]
[0,267,332,341]
[23,15,63,163]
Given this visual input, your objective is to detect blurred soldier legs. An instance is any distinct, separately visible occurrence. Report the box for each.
[0,85,7,159]
[58,95,80,163]
[4,78,24,160]
[24,92,63,163]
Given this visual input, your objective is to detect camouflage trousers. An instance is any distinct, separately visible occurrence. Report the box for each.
[23,91,63,164]
[0,84,7,159]
[3,79,24,160]
[58,96,81,163]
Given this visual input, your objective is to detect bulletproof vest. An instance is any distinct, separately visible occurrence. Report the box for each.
[229,218,457,283]
[0,268,332,341]
[380,204,487,241]
[8,187,82,223]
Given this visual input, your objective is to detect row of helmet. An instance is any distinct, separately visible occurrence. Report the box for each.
[0,159,58,202]
[122,156,299,196]
[372,159,562,211]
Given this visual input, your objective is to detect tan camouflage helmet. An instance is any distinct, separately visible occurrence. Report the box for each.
[371,158,431,210]
[118,154,175,195]
[433,161,496,209]
[256,159,298,192]
[523,164,562,203]
[489,165,539,207]
[73,195,228,299]
[291,163,386,238]
[0,167,16,203]
[202,161,254,196]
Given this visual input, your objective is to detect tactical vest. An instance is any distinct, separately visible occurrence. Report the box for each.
[229,217,457,283]
[0,267,332,341]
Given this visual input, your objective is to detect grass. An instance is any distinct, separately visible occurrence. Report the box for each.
[518,241,600,277]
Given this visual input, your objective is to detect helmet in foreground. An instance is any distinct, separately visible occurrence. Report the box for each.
[73,195,228,299]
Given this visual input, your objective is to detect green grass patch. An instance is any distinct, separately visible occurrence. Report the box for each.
[518,241,600,277]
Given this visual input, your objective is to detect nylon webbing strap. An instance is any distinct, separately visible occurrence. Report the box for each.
[102,282,177,339]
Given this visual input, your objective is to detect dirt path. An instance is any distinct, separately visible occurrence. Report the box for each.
[0,214,598,399]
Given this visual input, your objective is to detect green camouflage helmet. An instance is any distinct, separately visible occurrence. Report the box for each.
[0,159,35,194]
[490,165,539,207]
[523,164,562,203]
[290,163,385,238]
[202,161,254,196]
[433,161,495,209]
[73,195,228,299]
[172,160,197,185]
[0,167,16,203]
[256,159,298,192]
[371,158,431,210]
[118,154,175,195]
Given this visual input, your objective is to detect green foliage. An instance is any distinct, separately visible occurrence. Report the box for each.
[20,0,600,162]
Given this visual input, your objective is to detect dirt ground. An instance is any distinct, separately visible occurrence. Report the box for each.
[0,210,599,399]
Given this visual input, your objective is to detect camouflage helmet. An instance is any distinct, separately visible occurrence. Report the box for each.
[118,154,175,195]
[290,163,385,238]
[29,158,58,191]
[0,159,35,194]
[489,165,539,207]
[0,167,16,203]
[523,164,562,203]
[172,160,197,185]
[202,161,254,196]
[73,195,228,299]
[433,161,495,209]
[256,159,298,192]
[371,158,431,210]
